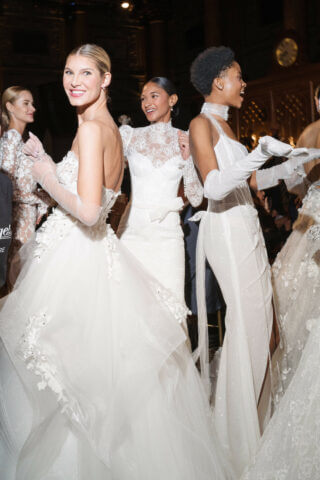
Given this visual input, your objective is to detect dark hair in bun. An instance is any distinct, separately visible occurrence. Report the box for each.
[147,77,179,117]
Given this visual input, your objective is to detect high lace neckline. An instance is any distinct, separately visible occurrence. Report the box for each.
[201,103,229,121]
[149,120,172,132]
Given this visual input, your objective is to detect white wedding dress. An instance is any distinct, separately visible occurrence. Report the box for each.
[241,217,320,479]
[118,122,203,303]
[0,151,234,480]
[271,180,320,400]
[194,113,273,476]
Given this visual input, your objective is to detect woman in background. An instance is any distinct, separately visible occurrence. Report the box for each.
[0,86,49,284]
[118,77,203,308]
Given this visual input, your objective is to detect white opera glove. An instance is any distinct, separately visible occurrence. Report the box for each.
[256,147,320,190]
[204,136,293,201]
[32,156,101,226]
[23,132,57,173]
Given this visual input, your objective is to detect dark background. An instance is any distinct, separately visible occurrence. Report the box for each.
[1,0,319,159]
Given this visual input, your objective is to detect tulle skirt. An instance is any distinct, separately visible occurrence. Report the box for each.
[241,312,320,480]
[0,209,233,480]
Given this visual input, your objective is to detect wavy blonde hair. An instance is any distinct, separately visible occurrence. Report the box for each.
[1,86,31,133]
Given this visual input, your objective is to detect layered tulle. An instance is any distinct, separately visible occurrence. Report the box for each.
[0,197,234,479]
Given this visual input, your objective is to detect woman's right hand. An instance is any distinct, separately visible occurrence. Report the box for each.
[258,136,293,157]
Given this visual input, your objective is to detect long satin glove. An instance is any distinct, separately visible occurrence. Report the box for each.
[256,148,320,190]
[31,156,101,227]
[204,136,293,201]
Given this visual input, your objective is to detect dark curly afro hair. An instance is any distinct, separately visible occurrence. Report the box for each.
[190,46,235,97]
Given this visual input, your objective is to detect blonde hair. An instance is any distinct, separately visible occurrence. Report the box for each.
[1,86,31,133]
[68,44,111,97]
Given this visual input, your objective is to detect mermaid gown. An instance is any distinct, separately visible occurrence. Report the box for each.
[0,151,233,480]
[194,113,273,476]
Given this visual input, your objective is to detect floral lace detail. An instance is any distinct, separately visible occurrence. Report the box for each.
[17,309,86,424]
[56,151,78,190]
[307,224,320,241]
[0,129,49,246]
[271,182,320,405]
[103,225,120,279]
[152,282,190,325]
[295,181,320,223]
[242,318,320,480]
[182,156,203,207]
[34,152,119,261]
[121,122,182,168]
[17,310,67,401]
[120,123,203,206]
[34,208,75,261]
[0,129,22,184]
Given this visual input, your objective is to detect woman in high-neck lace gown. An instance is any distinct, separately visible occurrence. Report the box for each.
[0,45,233,480]
[0,87,49,283]
[188,46,315,476]
[118,77,203,305]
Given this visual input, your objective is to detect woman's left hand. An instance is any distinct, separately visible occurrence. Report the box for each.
[178,131,190,160]
[23,132,45,161]
[32,155,56,185]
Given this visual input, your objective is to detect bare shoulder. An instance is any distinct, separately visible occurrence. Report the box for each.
[77,119,104,140]
[190,114,211,133]
[78,119,119,146]
[190,114,217,144]
[297,119,320,146]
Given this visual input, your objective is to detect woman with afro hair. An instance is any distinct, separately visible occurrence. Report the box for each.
[188,46,317,476]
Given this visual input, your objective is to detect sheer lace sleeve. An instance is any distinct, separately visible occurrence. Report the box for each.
[14,151,40,202]
[182,156,203,207]
[119,125,133,157]
[0,129,22,186]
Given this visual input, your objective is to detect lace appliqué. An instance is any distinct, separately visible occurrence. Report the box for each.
[182,156,203,207]
[242,319,320,480]
[56,151,78,188]
[103,225,120,279]
[121,123,203,206]
[271,185,320,405]
[17,310,86,425]
[34,209,75,262]
[307,224,320,242]
[0,129,49,245]
[17,310,67,401]
[152,282,190,325]
[126,122,182,168]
